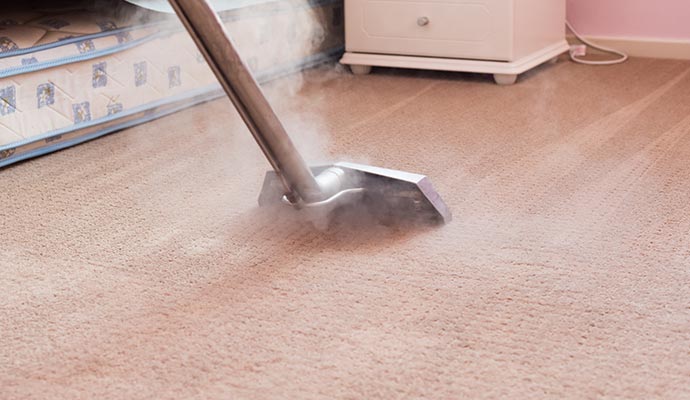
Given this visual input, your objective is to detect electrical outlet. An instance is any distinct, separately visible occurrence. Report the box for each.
[570,44,587,57]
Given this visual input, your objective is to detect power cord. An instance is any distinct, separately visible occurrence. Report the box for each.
[566,20,628,65]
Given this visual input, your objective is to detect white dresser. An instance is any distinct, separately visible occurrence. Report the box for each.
[340,0,569,84]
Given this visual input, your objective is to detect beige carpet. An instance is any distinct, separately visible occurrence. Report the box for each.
[3,57,690,399]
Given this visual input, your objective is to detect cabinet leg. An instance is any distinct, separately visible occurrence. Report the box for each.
[493,73,518,85]
[350,65,372,75]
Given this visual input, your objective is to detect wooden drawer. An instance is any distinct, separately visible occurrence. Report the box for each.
[346,0,514,61]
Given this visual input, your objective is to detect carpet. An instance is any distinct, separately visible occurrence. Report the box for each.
[2,57,690,399]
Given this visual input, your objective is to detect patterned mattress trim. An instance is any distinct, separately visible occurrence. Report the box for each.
[0,23,164,79]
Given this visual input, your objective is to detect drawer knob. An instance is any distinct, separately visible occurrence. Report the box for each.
[417,16,429,26]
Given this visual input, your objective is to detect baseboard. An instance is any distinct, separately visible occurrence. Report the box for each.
[567,34,690,60]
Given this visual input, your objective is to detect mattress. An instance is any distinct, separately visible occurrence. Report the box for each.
[0,0,344,167]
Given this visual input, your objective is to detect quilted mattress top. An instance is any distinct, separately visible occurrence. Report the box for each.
[0,2,172,77]
[1,2,164,49]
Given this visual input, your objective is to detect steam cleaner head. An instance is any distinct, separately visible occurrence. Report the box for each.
[259,162,451,226]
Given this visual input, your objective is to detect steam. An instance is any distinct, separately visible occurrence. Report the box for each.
[117,0,361,228]
[224,1,342,165]
[175,1,353,175]
[105,0,344,166]
[178,0,341,166]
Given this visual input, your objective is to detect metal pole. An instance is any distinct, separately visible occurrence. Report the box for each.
[167,0,324,203]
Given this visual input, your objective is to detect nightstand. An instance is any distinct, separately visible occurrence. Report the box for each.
[340,0,569,84]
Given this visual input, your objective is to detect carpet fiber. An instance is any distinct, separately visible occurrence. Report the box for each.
[3,57,690,399]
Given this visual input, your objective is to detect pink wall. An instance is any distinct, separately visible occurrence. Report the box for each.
[566,0,690,39]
